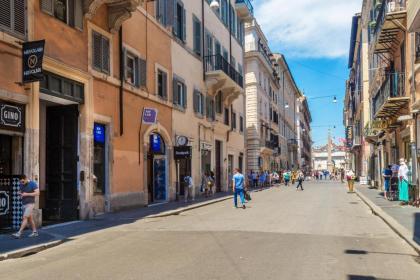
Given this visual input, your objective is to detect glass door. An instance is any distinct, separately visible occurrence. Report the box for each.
[153,156,167,202]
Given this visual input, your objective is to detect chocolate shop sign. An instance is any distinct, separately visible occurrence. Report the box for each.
[0,102,25,132]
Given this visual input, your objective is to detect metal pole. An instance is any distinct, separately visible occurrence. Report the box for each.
[176,159,180,201]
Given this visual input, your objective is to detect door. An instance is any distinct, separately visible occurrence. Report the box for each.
[215,141,222,192]
[45,105,79,221]
[228,155,234,188]
[153,156,167,202]
[179,158,191,196]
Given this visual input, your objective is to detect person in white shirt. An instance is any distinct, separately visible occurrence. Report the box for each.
[398,158,409,202]
[184,175,194,202]
[346,169,355,193]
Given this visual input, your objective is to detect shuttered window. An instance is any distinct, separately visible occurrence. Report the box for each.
[215,91,222,114]
[157,69,168,99]
[40,0,83,30]
[239,116,244,133]
[206,96,215,121]
[173,77,187,109]
[193,90,204,115]
[231,111,236,130]
[174,0,186,42]
[0,0,26,38]
[92,31,110,74]
[123,51,146,88]
[193,15,201,56]
[224,107,229,126]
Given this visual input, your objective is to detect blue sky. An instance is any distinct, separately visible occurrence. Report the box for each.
[253,0,362,146]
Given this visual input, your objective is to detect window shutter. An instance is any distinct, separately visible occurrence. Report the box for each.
[166,0,175,28]
[102,36,110,73]
[193,90,198,113]
[0,0,11,29]
[139,58,147,87]
[122,48,127,81]
[173,78,178,105]
[74,0,83,30]
[182,7,186,42]
[162,72,167,99]
[13,0,25,35]
[40,0,53,15]
[157,0,165,25]
[173,1,178,36]
[183,84,187,108]
[92,32,102,70]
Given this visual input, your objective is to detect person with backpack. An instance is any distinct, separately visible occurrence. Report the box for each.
[232,168,246,209]
[296,170,304,191]
[283,170,291,186]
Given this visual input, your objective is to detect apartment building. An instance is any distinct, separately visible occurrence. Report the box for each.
[0,0,178,230]
[296,96,312,173]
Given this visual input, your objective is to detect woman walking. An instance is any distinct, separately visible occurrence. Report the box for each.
[296,170,304,191]
[398,158,409,203]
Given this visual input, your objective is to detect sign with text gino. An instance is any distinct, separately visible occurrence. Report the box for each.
[142,108,158,124]
[22,40,45,83]
[0,102,25,132]
[346,126,354,148]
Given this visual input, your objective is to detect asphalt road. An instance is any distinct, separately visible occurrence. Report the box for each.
[1,181,420,280]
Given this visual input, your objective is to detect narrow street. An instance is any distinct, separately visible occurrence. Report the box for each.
[1,181,419,280]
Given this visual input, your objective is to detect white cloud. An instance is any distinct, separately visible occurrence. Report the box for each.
[254,0,362,58]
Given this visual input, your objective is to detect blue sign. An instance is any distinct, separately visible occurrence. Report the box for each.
[142,108,158,124]
[151,134,161,153]
[94,123,106,143]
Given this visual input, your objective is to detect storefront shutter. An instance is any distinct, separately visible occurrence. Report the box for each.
[139,58,147,87]
[173,78,179,105]
[0,0,12,30]
[74,0,83,30]
[40,0,53,15]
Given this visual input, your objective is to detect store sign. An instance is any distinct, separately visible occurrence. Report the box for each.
[151,134,162,153]
[93,123,106,143]
[174,146,192,159]
[346,126,353,148]
[0,102,25,131]
[22,40,45,83]
[0,191,9,216]
[201,142,212,151]
[142,108,158,124]
[370,120,389,130]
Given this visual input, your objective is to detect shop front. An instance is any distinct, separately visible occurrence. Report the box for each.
[0,101,25,231]
[147,133,168,204]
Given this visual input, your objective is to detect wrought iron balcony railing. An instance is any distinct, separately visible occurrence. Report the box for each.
[204,54,243,88]
[372,72,405,117]
[373,0,406,41]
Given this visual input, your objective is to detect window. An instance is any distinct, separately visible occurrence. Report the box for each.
[124,52,146,87]
[206,31,213,56]
[173,77,187,109]
[174,1,186,42]
[221,0,228,26]
[193,15,201,55]
[40,0,83,30]
[239,116,244,133]
[416,32,420,63]
[0,0,26,38]
[224,107,229,125]
[156,0,167,25]
[206,96,215,121]
[92,31,110,74]
[223,47,228,61]
[215,91,222,114]
[193,90,205,115]
[157,69,168,99]
[40,71,84,103]
[231,111,236,130]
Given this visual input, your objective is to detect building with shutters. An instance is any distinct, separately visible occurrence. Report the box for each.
[0,0,179,229]
[165,0,250,196]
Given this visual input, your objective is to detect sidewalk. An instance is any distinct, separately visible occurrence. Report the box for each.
[355,184,420,253]
[0,191,235,261]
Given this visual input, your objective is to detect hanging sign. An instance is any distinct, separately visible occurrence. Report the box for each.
[346,126,353,148]
[22,40,45,83]
[174,146,192,159]
[0,191,9,216]
[142,108,158,124]
[0,102,25,132]
[93,123,106,143]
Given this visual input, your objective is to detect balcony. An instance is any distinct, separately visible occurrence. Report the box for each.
[372,0,406,54]
[204,54,243,104]
[235,0,253,20]
[287,139,298,151]
[84,0,142,33]
[372,72,409,119]
[364,121,387,143]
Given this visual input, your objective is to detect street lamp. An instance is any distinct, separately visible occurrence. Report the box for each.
[333,96,337,103]
[210,0,220,9]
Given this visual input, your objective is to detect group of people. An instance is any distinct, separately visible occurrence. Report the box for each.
[382,158,410,202]
[313,169,345,182]
[247,169,306,190]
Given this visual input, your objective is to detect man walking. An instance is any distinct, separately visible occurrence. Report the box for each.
[232,168,246,209]
[184,175,194,202]
[382,165,392,200]
[296,170,304,191]
[12,175,39,239]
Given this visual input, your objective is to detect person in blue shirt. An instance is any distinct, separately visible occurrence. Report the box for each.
[383,165,392,200]
[232,168,246,209]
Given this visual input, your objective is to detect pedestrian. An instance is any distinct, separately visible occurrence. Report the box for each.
[232,168,246,209]
[296,170,304,191]
[252,171,258,188]
[12,175,39,239]
[382,165,392,200]
[283,170,291,186]
[204,172,214,197]
[340,168,345,183]
[183,175,194,202]
[248,170,254,188]
[346,169,355,193]
[398,158,409,203]
[259,171,266,189]
[291,170,297,185]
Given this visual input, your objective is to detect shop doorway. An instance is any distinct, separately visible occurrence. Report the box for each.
[44,105,79,222]
[147,133,168,204]
[215,140,222,192]
[179,158,191,196]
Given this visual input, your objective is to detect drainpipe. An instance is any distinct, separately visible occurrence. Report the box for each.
[119,26,124,136]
